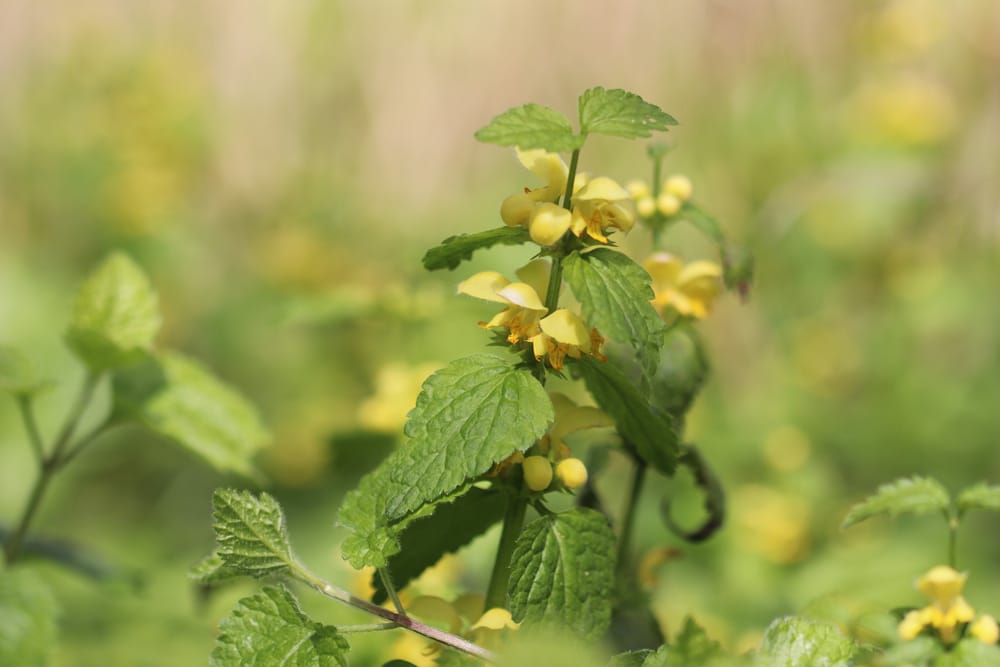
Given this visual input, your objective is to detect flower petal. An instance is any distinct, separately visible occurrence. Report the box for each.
[573,176,630,202]
[496,282,546,311]
[516,148,568,198]
[540,309,590,348]
[458,271,511,303]
[515,259,552,302]
[529,202,573,246]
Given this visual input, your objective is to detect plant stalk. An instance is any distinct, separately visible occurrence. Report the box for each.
[616,459,647,577]
[16,395,45,465]
[484,495,528,611]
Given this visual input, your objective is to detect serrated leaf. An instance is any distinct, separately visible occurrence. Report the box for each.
[196,489,295,582]
[563,248,666,379]
[0,568,59,667]
[338,354,552,568]
[423,227,531,272]
[508,508,616,640]
[211,585,349,667]
[577,356,678,474]
[372,487,507,604]
[957,483,1000,515]
[65,252,161,371]
[475,103,581,152]
[578,87,677,140]
[112,351,268,478]
[754,616,857,667]
[842,477,950,529]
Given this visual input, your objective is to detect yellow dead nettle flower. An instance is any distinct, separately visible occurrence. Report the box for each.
[570,177,636,244]
[971,615,1000,645]
[663,174,693,201]
[539,392,614,459]
[471,607,520,653]
[898,565,985,643]
[531,309,603,370]
[500,148,569,228]
[644,253,723,320]
[529,202,573,247]
[457,270,547,344]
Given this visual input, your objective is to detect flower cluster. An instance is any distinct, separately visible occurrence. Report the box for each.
[458,259,604,370]
[898,565,998,645]
[644,253,723,320]
[626,173,693,221]
[500,149,636,246]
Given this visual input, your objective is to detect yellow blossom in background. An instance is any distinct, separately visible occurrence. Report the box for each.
[663,174,693,201]
[846,74,957,147]
[570,177,636,243]
[971,615,999,645]
[733,485,811,564]
[358,362,440,433]
[897,565,986,643]
[644,253,723,319]
[500,148,568,228]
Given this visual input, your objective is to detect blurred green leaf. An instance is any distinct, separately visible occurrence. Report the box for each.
[0,347,49,396]
[564,248,666,380]
[578,87,677,140]
[194,489,294,583]
[508,508,616,640]
[842,476,950,529]
[937,639,1000,666]
[338,354,552,568]
[0,568,58,667]
[371,487,506,604]
[880,637,939,665]
[211,585,349,667]
[609,650,654,667]
[423,227,531,272]
[636,618,724,667]
[957,483,1000,515]
[475,103,581,152]
[112,351,269,478]
[754,616,857,667]
[680,204,726,245]
[663,448,725,543]
[577,356,678,474]
[650,324,709,421]
[721,242,754,301]
[65,252,161,371]
[502,632,609,667]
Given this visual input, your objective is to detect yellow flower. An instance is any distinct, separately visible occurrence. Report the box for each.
[529,202,572,247]
[539,392,614,459]
[570,177,636,244]
[644,253,723,319]
[898,565,979,643]
[971,615,999,645]
[555,458,588,489]
[663,174,693,201]
[458,262,603,369]
[500,148,569,228]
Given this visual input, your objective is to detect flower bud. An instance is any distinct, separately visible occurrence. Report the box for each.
[523,455,553,491]
[636,196,656,219]
[555,458,588,489]
[500,192,535,227]
[528,202,572,246]
[664,174,693,201]
[656,193,681,217]
[625,179,650,199]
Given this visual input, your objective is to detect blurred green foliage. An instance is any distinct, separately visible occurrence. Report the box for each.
[2,0,999,663]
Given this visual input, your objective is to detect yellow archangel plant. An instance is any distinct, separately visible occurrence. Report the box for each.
[898,565,999,645]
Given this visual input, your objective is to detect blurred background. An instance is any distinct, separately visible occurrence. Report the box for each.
[1,0,999,664]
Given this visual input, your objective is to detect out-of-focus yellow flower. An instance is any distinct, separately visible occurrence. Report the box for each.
[570,177,636,243]
[663,174,693,201]
[458,263,603,369]
[971,615,999,645]
[644,253,723,320]
[846,74,956,147]
[500,148,569,228]
[555,458,588,489]
[625,179,651,198]
[734,485,811,564]
[898,565,979,643]
[656,192,682,217]
[359,362,440,433]
[470,607,520,653]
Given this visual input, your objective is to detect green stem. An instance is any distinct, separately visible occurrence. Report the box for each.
[292,565,496,662]
[948,513,959,568]
[616,459,647,577]
[4,371,101,565]
[378,567,406,615]
[561,149,581,211]
[543,253,564,314]
[16,395,45,465]
[337,622,398,633]
[57,421,112,469]
[484,495,528,611]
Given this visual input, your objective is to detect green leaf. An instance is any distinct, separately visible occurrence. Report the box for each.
[372,487,507,604]
[563,248,666,379]
[112,351,269,478]
[680,204,726,245]
[608,651,654,667]
[643,618,723,666]
[0,568,59,667]
[475,103,581,152]
[650,324,709,421]
[938,639,1000,667]
[880,637,939,665]
[578,87,677,140]
[338,354,552,568]
[957,483,1000,515]
[754,616,857,667]
[65,252,161,371]
[194,489,295,583]
[842,476,950,529]
[0,347,50,396]
[211,585,349,667]
[508,508,616,640]
[577,356,678,474]
[423,227,531,272]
